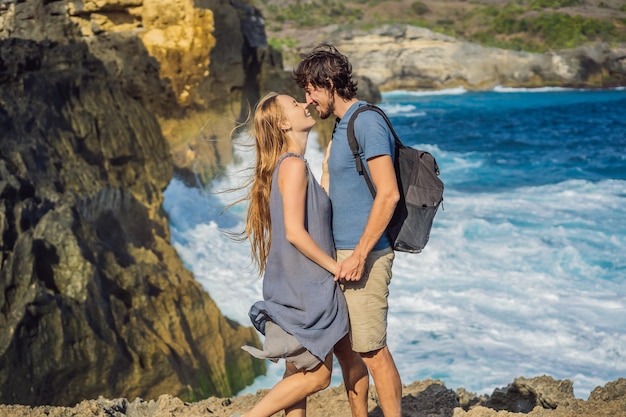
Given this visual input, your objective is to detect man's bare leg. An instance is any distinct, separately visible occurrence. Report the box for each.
[334,335,369,417]
[361,346,402,417]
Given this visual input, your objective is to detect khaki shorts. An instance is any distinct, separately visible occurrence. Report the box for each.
[337,247,394,353]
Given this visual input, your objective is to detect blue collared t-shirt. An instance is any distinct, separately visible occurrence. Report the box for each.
[328,101,395,251]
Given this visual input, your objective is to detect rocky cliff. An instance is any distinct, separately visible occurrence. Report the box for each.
[284,24,626,91]
[0,0,297,186]
[0,0,277,407]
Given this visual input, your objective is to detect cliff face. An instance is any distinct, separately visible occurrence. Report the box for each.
[0,0,269,407]
[0,0,294,186]
[289,24,626,91]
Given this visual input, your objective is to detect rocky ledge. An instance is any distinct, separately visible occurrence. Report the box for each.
[1,376,625,417]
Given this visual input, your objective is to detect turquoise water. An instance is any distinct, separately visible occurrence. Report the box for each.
[163,87,626,399]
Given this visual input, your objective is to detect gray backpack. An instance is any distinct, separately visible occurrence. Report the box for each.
[347,104,444,253]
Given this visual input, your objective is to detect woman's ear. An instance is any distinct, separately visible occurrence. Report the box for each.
[280,120,292,132]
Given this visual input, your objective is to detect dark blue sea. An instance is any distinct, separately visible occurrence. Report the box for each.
[163,87,626,399]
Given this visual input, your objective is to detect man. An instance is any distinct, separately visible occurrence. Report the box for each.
[293,44,402,417]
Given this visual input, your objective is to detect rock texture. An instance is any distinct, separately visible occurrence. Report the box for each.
[0,376,624,417]
[289,24,626,91]
[0,0,295,186]
[0,34,263,407]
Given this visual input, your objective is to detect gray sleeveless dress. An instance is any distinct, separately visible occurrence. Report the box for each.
[243,153,349,369]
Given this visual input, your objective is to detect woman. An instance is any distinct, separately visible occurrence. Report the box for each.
[235,92,349,417]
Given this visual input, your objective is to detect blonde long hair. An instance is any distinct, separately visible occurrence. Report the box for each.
[244,92,290,274]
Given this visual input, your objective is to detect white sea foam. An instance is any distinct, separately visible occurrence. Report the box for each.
[383,87,468,98]
[378,103,427,118]
[493,85,575,93]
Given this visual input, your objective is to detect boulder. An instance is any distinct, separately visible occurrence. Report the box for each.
[481,376,576,412]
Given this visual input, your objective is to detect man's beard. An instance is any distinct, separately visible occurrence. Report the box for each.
[319,95,335,120]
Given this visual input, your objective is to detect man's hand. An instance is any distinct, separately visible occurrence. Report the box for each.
[335,253,365,282]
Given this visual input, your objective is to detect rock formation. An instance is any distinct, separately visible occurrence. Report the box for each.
[0,0,297,186]
[289,24,626,91]
[0,0,274,407]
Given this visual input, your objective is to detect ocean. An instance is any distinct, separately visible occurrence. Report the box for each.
[163,87,626,399]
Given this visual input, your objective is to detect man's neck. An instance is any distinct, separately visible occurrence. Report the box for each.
[334,97,359,120]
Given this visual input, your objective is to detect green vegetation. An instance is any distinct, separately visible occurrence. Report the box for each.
[474,5,626,51]
[411,1,430,15]
[253,0,626,53]
[268,36,298,51]
[529,0,583,9]
[264,1,363,28]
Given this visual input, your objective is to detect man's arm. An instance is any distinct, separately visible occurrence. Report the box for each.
[335,154,399,281]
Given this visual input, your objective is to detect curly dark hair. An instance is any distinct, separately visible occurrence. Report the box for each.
[292,43,358,100]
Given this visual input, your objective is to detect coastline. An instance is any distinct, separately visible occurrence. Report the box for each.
[1,376,624,417]
[1,0,624,409]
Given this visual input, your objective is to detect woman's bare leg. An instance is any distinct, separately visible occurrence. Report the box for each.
[242,354,332,417]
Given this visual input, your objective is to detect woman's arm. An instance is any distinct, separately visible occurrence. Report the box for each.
[278,156,337,274]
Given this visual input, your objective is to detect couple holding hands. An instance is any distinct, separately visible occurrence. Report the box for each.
[234,44,402,417]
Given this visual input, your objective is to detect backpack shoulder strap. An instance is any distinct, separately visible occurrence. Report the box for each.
[346,104,402,198]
